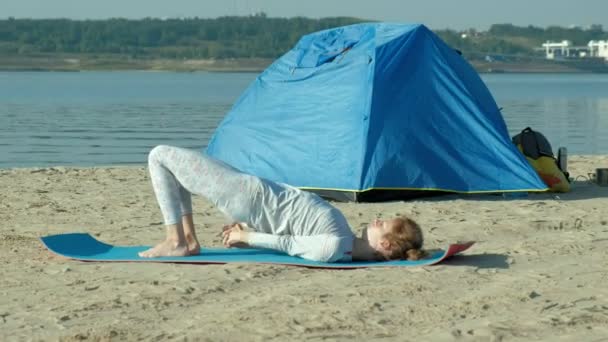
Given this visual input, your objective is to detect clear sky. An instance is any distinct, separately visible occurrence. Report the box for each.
[3,0,607,30]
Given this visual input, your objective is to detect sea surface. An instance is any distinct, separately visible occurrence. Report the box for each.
[1,72,607,168]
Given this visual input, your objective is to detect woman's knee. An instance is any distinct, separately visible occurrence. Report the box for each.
[148,145,172,164]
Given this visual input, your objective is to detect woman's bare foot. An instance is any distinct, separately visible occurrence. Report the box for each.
[185,234,201,256]
[139,240,189,258]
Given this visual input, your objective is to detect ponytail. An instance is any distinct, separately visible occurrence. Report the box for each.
[404,248,425,261]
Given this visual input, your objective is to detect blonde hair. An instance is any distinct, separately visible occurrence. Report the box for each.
[382,217,425,261]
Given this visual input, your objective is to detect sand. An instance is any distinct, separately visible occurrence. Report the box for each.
[1,155,608,341]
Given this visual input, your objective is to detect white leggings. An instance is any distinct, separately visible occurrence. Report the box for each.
[147,145,257,225]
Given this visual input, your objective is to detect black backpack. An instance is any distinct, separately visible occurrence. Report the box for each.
[512,127,570,180]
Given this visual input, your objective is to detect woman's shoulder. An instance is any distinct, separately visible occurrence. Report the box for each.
[321,234,355,263]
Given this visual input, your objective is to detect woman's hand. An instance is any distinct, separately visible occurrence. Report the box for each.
[221,222,248,233]
[222,223,249,248]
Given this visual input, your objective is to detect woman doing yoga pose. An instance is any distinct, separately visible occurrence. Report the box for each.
[139,145,424,262]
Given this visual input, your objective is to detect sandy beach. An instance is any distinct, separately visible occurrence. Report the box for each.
[1,155,608,341]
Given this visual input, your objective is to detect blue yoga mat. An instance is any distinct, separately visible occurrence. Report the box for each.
[40,233,474,269]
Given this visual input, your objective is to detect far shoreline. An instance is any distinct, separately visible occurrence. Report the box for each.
[1,55,608,74]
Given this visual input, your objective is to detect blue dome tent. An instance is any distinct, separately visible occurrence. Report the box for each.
[207,23,547,202]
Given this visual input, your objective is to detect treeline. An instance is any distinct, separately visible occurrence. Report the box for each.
[0,16,606,59]
[0,15,364,58]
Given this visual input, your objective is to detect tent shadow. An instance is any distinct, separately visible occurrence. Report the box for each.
[412,180,608,202]
[440,253,510,269]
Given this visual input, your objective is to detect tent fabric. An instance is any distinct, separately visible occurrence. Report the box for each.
[206,23,547,201]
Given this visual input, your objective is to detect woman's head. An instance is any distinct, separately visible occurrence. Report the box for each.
[362,216,424,261]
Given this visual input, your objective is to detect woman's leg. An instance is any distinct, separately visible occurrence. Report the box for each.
[181,213,200,255]
[175,183,200,254]
[139,147,193,257]
[141,145,253,257]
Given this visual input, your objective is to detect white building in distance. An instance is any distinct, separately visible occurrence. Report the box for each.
[542,40,608,61]
[588,40,608,60]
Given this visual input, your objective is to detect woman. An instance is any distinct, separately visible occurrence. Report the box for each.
[139,145,425,262]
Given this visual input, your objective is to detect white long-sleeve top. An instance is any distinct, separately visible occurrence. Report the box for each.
[233,177,355,262]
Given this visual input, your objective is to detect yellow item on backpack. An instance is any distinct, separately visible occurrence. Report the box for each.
[516,145,570,192]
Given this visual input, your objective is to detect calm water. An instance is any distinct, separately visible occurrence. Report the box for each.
[1,72,607,168]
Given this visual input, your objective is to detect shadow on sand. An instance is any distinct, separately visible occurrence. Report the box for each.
[441,253,510,269]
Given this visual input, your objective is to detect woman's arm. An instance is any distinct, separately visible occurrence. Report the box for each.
[223,226,343,262]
